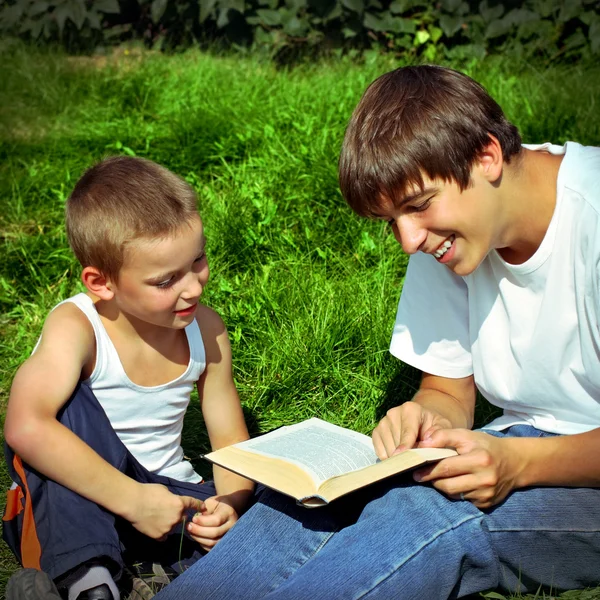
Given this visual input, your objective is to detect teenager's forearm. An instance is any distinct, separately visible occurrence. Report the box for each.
[412,387,474,430]
[509,428,600,488]
[213,465,255,513]
[8,418,143,518]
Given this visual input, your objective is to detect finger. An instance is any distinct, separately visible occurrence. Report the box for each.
[394,405,422,452]
[180,495,205,513]
[429,473,479,499]
[418,427,473,451]
[373,424,398,459]
[192,511,228,528]
[413,453,479,483]
[188,520,231,541]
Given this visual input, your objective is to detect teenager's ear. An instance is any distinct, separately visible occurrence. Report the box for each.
[81,266,115,300]
[476,135,504,183]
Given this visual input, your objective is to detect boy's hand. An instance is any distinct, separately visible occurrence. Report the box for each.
[413,429,524,509]
[128,483,204,540]
[186,495,239,551]
[372,401,453,459]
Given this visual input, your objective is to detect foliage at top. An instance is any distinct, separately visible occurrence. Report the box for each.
[0,0,599,63]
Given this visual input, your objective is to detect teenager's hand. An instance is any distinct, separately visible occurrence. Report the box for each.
[186,494,239,551]
[372,402,453,459]
[414,429,525,508]
[129,483,204,540]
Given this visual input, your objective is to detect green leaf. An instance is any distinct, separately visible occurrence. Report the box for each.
[283,14,308,36]
[505,8,538,26]
[221,0,245,11]
[94,0,121,14]
[485,16,513,38]
[53,4,70,35]
[441,0,462,12]
[199,0,218,23]
[414,29,430,44]
[217,7,230,27]
[439,14,462,37]
[590,19,600,53]
[363,11,384,31]
[564,29,586,49]
[429,25,443,42]
[0,3,25,29]
[482,593,509,600]
[256,8,281,25]
[151,0,169,23]
[558,0,583,23]
[342,0,364,14]
[67,0,87,30]
[87,11,102,29]
[29,2,50,18]
[479,0,503,23]
[389,0,405,13]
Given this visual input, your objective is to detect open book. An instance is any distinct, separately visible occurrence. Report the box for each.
[204,418,457,507]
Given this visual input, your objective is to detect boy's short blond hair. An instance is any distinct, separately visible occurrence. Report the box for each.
[66,156,199,281]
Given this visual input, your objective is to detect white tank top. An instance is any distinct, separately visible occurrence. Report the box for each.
[61,293,205,482]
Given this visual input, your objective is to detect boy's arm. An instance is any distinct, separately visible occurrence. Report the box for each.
[195,304,255,512]
[4,304,201,538]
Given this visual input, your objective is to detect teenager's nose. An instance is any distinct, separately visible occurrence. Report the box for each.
[394,216,426,254]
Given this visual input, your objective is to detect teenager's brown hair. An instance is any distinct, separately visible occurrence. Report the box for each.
[66,156,199,281]
[339,65,522,217]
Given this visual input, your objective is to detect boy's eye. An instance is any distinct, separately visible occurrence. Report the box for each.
[194,253,206,263]
[155,277,175,289]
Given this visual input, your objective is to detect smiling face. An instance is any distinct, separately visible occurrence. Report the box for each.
[108,214,209,329]
[379,165,503,277]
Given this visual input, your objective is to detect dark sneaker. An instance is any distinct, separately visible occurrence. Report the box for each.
[77,584,115,600]
[6,568,62,600]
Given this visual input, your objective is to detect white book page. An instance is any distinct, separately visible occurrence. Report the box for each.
[236,418,378,485]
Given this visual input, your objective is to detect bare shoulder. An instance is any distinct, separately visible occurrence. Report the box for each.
[34,300,95,363]
[194,303,227,339]
[194,303,231,364]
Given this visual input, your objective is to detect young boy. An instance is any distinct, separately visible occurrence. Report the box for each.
[2,156,254,600]
[148,65,600,599]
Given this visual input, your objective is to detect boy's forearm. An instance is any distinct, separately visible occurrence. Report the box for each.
[8,417,143,520]
[213,465,255,514]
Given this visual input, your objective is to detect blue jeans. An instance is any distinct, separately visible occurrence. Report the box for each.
[156,425,600,600]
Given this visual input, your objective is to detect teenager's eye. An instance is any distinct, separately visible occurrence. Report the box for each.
[194,253,206,263]
[410,199,431,213]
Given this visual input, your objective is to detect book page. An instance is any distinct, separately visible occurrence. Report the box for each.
[237,418,378,484]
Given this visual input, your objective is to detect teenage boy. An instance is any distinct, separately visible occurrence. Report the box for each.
[150,65,600,600]
[3,156,254,600]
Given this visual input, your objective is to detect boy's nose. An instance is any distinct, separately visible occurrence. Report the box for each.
[394,216,426,255]
[182,272,204,300]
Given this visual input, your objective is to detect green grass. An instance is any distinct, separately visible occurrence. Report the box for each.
[1,39,600,598]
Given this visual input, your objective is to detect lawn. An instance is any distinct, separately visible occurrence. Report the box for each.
[1,39,600,598]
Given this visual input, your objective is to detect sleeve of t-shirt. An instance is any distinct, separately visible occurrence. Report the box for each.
[390,252,473,378]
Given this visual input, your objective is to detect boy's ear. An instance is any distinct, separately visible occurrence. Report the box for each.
[476,135,504,184]
[81,266,115,300]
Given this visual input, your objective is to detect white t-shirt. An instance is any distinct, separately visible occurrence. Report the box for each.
[390,142,600,435]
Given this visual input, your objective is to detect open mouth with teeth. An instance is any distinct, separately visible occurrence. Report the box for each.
[433,235,455,259]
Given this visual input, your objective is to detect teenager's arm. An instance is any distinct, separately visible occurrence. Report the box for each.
[373,372,476,459]
[4,304,201,537]
[195,304,255,513]
[417,425,600,508]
